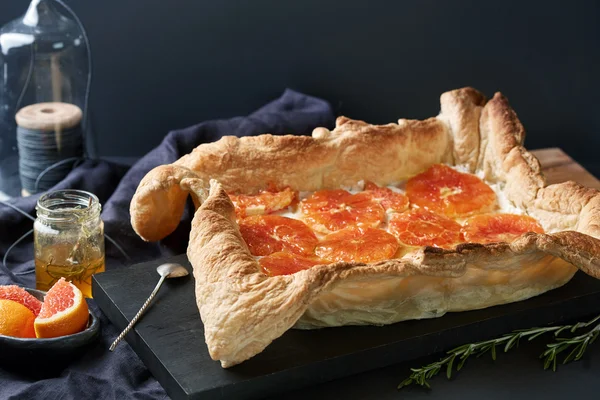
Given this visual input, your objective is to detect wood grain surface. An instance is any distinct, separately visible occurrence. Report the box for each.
[534,148,600,189]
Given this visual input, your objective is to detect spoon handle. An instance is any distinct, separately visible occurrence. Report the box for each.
[109,275,167,351]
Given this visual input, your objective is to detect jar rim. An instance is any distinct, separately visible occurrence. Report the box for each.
[36,189,100,222]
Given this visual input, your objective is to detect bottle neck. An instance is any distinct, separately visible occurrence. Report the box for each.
[24,0,69,29]
[24,0,45,27]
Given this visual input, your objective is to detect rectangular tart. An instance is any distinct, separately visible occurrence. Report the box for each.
[130,87,600,367]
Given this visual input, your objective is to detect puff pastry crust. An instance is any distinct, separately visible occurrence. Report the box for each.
[130,88,600,368]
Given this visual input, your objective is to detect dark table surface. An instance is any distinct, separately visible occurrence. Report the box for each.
[265,326,600,399]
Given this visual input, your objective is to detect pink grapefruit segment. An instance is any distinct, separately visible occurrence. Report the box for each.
[0,285,42,316]
[34,278,89,338]
[315,227,400,263]
[239,215,319,256]
[259,252,325,276]
[300,189,385,233]
[406,164,497,217]
[462,213,545,244]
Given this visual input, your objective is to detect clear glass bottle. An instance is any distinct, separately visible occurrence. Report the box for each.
[0,0,91,198]
[34,189,105,298]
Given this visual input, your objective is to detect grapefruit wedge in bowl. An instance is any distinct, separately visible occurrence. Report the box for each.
[0,279,100,369]
[34,278,90,339]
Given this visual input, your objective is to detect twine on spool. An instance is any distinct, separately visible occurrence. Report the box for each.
[16,102,84,196]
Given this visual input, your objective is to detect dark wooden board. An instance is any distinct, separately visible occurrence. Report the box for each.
[92,148,600,400]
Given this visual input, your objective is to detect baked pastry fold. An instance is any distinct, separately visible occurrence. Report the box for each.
[130,87,600,367]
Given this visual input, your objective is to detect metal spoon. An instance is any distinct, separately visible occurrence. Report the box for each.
[109,263,189,351]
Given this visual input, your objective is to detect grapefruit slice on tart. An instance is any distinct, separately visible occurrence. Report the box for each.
[300,189,385,233]
[406,164,496,217]
[462,213,545,244]
[228,186,297,218]
[239,215,319,256]
[315,227,400,263]
[388,209,463,248]
[259,252,325,276]
[363,181,409,213]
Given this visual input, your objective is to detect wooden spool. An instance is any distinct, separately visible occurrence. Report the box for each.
[15,102,83,197]
[15,102,82,132]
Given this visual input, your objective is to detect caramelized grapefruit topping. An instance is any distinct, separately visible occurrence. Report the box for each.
[364,181,409,213]
[259,252,325,276]
[229,187,297,218]
[233,166,530,267]
[388,209,463,248]
[239,215,318,256]
[300,189,385,233]
[315,227,399,263]
[406,164,496,217]
[462,214,544,244]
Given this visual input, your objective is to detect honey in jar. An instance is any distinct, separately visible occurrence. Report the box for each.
[34,190,105,298]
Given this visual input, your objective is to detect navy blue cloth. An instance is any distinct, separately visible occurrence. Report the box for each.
[0,90,335,399]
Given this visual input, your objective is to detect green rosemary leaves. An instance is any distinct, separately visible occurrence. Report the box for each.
[399,314,600,390]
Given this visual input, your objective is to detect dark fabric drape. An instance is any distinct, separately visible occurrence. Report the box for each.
[0,90,334,399]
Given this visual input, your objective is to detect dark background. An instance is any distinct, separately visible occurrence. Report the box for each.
[1,2,599,399]
[1,0,599,166]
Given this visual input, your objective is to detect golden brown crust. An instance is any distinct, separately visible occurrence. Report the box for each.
[130,87,600,368]
[477,93,546,210]
[131,116,454,239]
[187,181,345,367]
[173,116,453,193]
[130,165,205,242]
[439,87,487,172]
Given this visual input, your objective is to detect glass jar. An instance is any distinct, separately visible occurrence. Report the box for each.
[34,189,105,298]
[0,0,92,198]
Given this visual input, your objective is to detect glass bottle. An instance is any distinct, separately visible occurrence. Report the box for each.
[0,0,91,198]
[34,189,105,298]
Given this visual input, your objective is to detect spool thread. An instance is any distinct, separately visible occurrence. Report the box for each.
[15,102,84,195]
[17,125,84,194]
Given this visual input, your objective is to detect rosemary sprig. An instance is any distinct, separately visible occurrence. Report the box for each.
[541,316,600,371]
[398,314,600,390]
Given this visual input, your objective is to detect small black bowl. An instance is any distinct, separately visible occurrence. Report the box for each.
[0,288,100,371]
